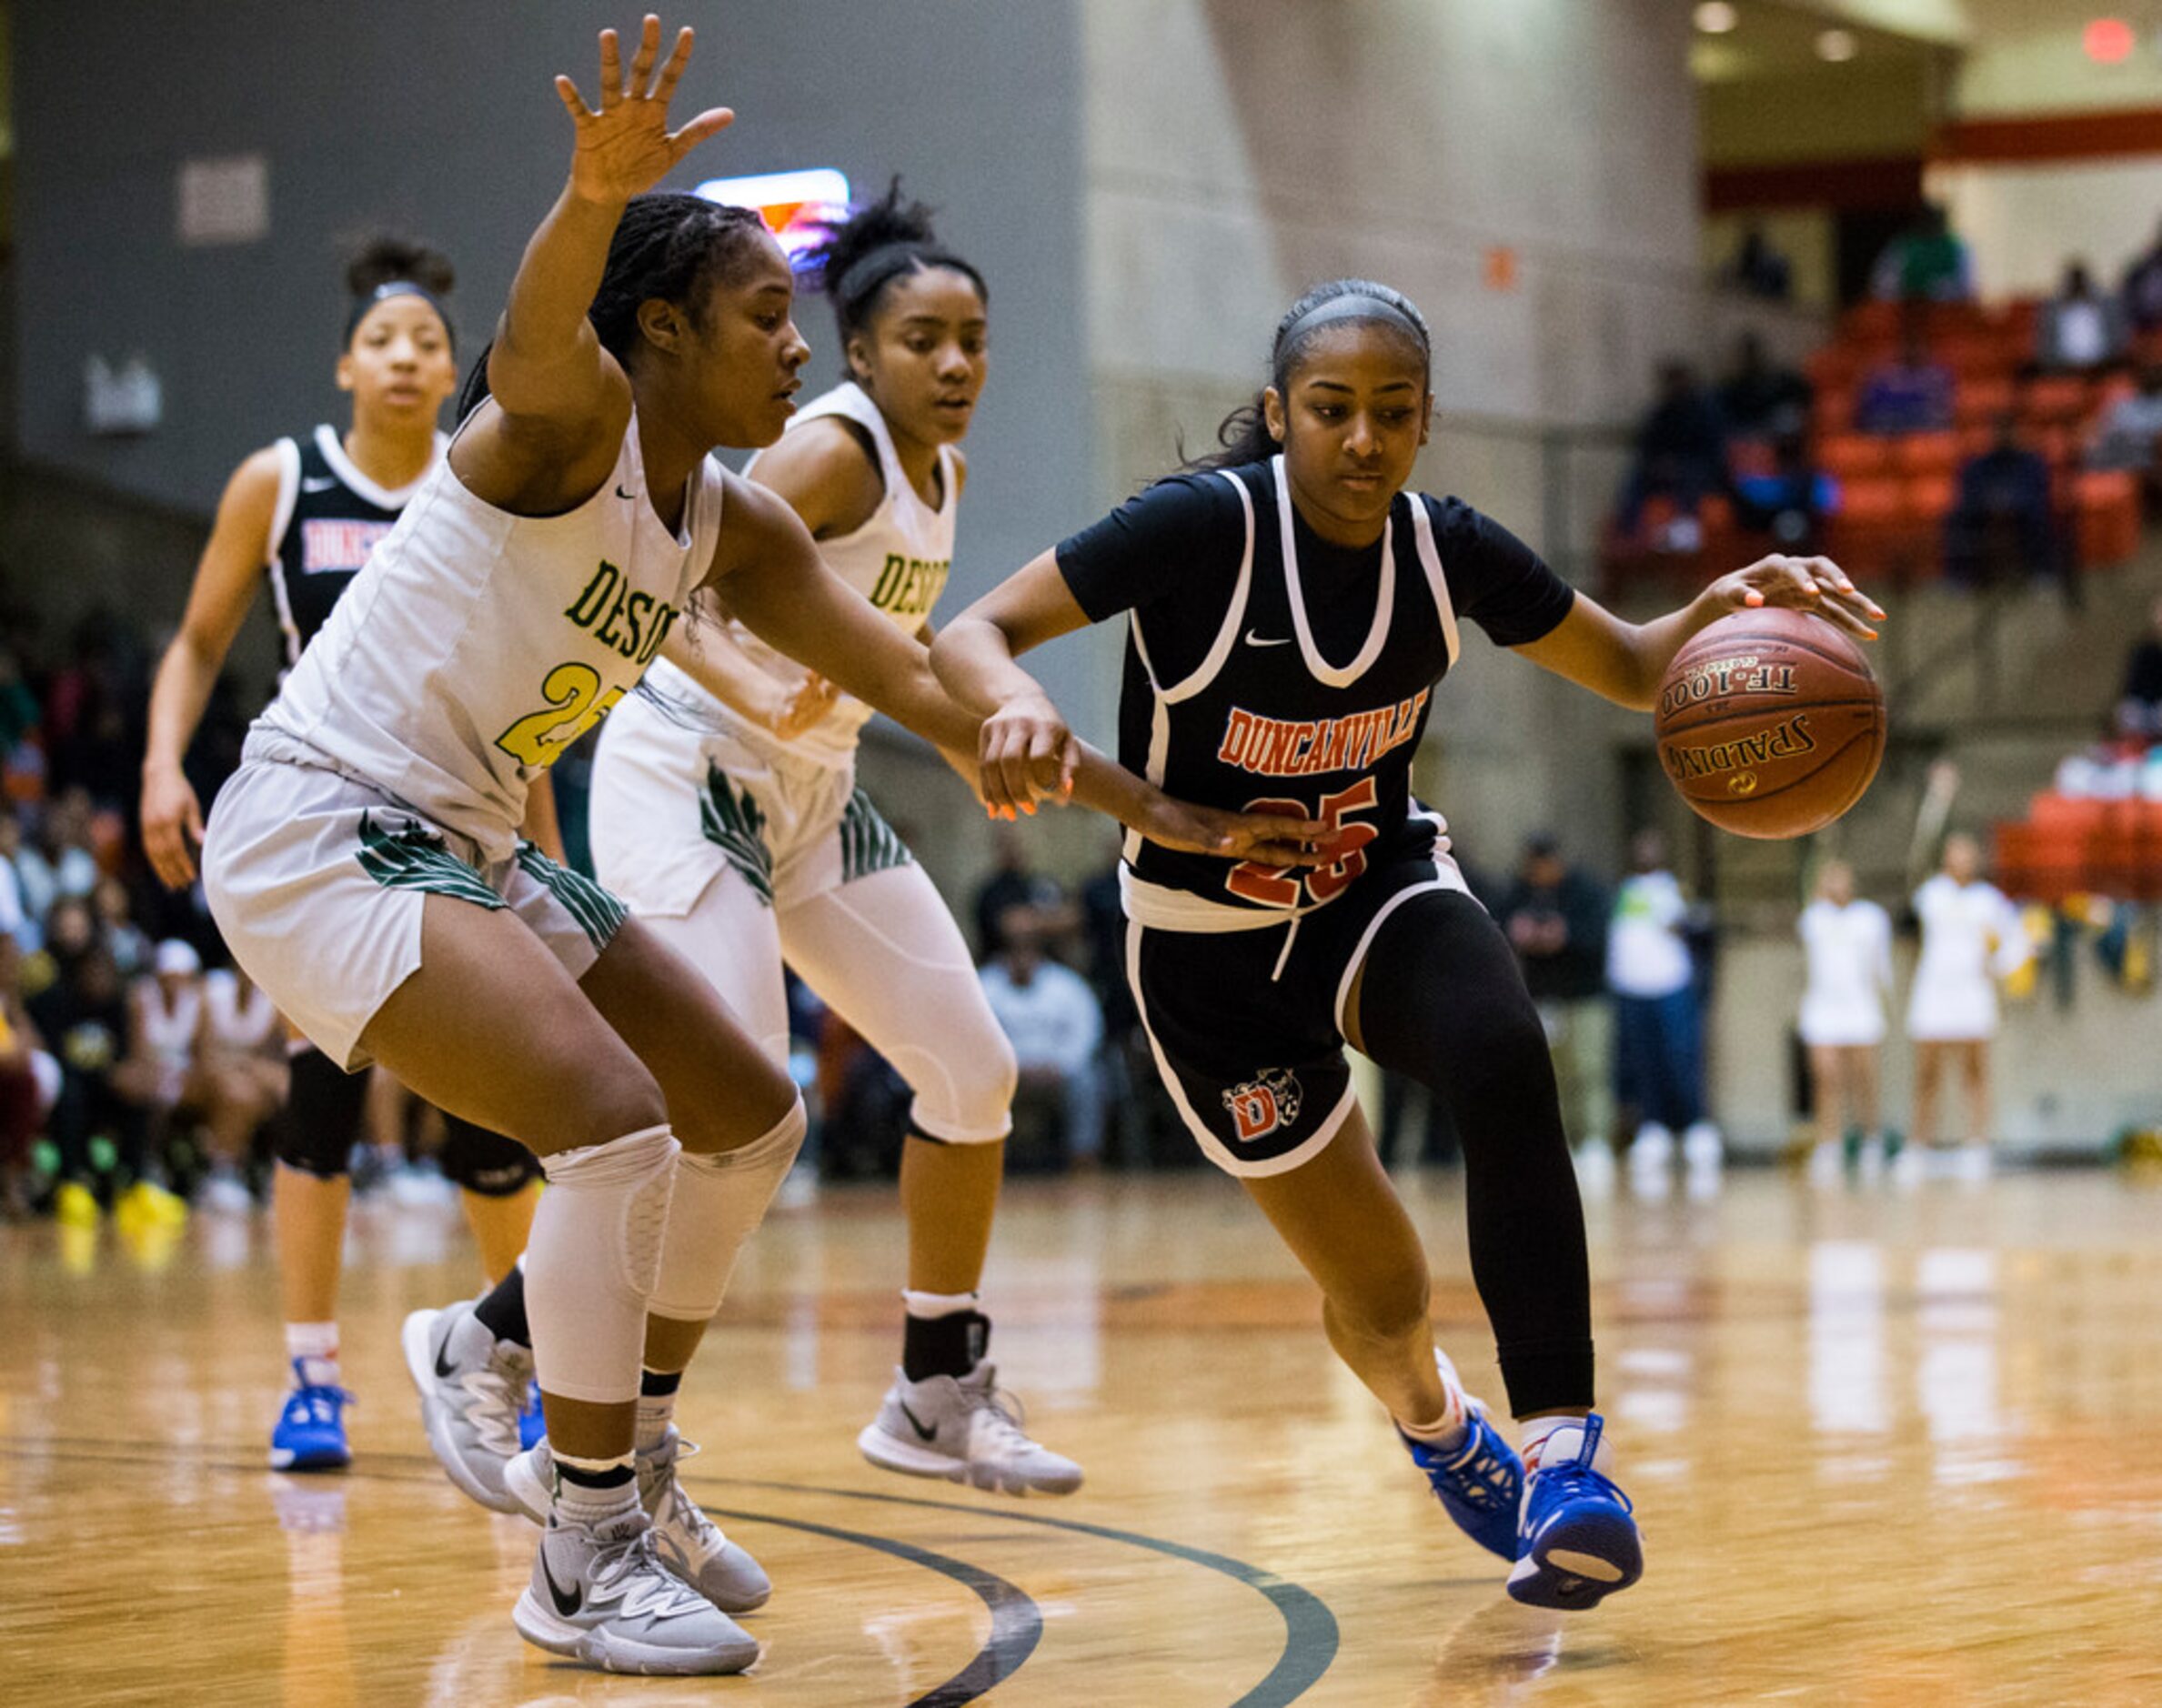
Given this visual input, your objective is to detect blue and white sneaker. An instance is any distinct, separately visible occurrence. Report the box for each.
[270,1360,353,1472]
[1401,1410,1523,1560]
[1507,1413,1642,1610]
[1399,1351,1523,1560]
[518,1379,545,1452]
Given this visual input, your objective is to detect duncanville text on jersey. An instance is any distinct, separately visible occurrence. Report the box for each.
[1215,688,1433,779]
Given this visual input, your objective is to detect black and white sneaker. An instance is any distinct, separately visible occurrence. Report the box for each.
[401,1301,529,1514]
[505,1429,772,1613]
[512,1511,760,1676]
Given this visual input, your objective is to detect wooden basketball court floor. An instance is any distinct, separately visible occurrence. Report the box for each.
[6,1163,2162,1706]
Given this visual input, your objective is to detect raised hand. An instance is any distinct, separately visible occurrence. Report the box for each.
[1707,554,1885,640]
[555,15,733,205]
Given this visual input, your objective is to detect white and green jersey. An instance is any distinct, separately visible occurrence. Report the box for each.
[259,412,722,862]
[641,380,956,769]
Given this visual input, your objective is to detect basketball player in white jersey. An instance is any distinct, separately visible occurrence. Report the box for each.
[1905,833,2028,1180]
[468,182,1075,1501]
[1797,859,1895,1182]
[139,237,543,1473]
[204,19,1309,1674]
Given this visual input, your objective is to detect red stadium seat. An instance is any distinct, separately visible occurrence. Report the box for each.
[1819,435,1892,480]
[2024,375,2091,423]
[1894,431,1962,476]
[1907,474,1957,518]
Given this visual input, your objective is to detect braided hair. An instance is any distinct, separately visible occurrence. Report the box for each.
[457,191,770,420]
[1184,278,1433,473]
[807,178,986,383]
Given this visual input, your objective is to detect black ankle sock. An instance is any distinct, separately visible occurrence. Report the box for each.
[639,1367,683,1398]
[902,1309,990,1382]
[553,1455,635,1491]
[474,1264,530,1347]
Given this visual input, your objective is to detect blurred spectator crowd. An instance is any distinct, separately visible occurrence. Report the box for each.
[1611,208,2162,598]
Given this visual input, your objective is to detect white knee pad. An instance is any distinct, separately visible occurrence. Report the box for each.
[909,1024,1018,1146]
[526,1124,679,1403]
[649,1097,808,1322]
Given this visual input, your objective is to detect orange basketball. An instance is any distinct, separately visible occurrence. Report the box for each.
[1654,607,1885,839]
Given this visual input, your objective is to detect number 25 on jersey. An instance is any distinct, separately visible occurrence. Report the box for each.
[1226,777,1379,908]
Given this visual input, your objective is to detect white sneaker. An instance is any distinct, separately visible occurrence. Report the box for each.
[198,1167,254,1214]
[1628,1123,1674,1172]
[1574,1142,1617,1196]
[1681,1121,1724,1171]
[512,1510,759,1676]
[1954,1145,1993,1183]
[1889,1144,1926,1187]
[858,1362,1083,1495]
[505,1430,771,1614]
[401,1301,530,1513]
[1806,1140,1844,1187]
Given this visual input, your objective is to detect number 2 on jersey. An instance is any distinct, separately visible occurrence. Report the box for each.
[494,662,624,769]
[1225,777,1380,908]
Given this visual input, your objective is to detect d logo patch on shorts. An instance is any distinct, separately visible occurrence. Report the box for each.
[1222,1068,1303,1143]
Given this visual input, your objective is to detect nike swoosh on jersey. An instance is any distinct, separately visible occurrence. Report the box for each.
[542,1550,583,1617]
[898,1401,938,1442]
[617,486,637,502]
[1242,630,1292,648]
[300,477,338,492]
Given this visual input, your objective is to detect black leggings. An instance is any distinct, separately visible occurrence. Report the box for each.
[1354,889,1593,1416]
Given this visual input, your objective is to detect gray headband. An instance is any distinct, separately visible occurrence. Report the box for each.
[1278,292,1425,353]
[832,243,926,306]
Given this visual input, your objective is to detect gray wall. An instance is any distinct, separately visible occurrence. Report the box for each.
[11,0,1095,704]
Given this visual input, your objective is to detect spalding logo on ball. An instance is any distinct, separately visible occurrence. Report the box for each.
[1654,607,1885,839]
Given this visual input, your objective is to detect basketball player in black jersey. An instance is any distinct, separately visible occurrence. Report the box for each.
[935,278,1883,1610]
[140,238,546,1472]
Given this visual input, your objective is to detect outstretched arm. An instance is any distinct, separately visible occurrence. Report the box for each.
[451,15,733,510]
[710,488,1319,865]
[1511,554,1885,711]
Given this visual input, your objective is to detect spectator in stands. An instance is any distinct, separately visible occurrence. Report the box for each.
[29,911,166,1227]
[2088,365,2162,484]
[1617,359,1727,546]
[191,958,287,1212]
[2119,217,2162,337]
[1077,825,1144,1160]
[2116,595,2162,740]
[0,809,29,956]
[91,876,149,979]
[1716,332,1813,440]
[1608,830,1721,1188]
[1944,413,2058,593]
[980,907,1105,1171]
[1496,833,1611,1156]
[0,976,55,1219]
[1722,226,1792,302]
[1733,433,1839,553]
[1869,204,1974,304]
[1855,324,1955,436]
[970,824,1075,959]
[0,644,38,755]
[2036,260,2128,373]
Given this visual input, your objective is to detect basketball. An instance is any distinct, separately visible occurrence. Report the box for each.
[1654,607,1885,839]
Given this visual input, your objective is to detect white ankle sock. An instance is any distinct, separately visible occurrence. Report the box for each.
[286,1321,339,1389]
[1394,1348,1470,1446]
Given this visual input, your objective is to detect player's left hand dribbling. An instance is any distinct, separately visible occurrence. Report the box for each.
[1708,555,1885,640]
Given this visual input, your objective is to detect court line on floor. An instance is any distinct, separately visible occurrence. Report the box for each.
[1,1438,1340,1706]
[720,1477,1340,1708]
[0,1438,1035,1708]
[710,1505,1040,1707]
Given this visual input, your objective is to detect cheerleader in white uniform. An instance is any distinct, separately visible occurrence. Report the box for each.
[1796,859,1894,1180]
[585,184,1079,1495]
[1906,833,2029,1175]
